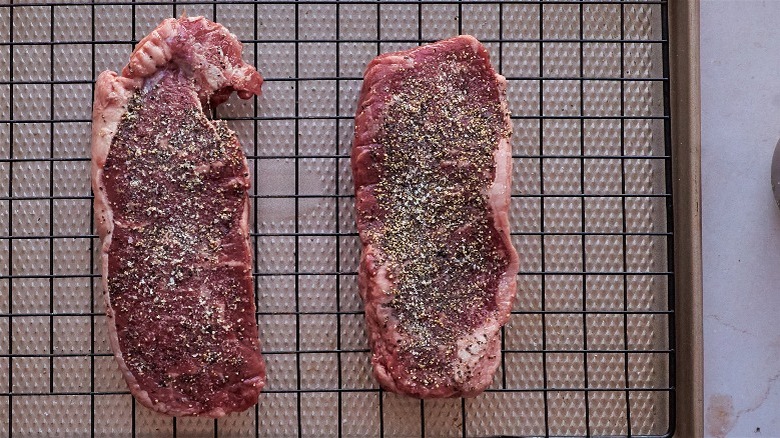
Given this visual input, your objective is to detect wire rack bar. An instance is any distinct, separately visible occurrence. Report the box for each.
[0,1,670,8]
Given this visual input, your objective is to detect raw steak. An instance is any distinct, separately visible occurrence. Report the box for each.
[352,35,519,398]
[91,16,264,417]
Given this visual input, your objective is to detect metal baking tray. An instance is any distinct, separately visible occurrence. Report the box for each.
[0,1,702,436]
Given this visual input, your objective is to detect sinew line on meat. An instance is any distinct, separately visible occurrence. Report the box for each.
[91,16,264,417]
[352,35,520,398]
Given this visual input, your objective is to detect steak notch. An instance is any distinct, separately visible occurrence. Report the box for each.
[91,16,265,417]
[352,35,520,398]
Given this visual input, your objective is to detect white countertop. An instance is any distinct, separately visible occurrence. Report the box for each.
[702,1,780,436]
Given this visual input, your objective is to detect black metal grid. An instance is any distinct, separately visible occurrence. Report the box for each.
[0,1,674,436]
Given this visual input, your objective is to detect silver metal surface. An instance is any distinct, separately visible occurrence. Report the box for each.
[771,138,780,209]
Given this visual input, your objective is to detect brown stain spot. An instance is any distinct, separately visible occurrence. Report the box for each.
[707,393,736,438]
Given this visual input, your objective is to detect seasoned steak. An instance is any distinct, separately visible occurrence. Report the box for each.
[352,35,519,398]
[91,16,264,417]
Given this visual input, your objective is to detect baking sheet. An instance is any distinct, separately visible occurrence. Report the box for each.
[0,2,673,436]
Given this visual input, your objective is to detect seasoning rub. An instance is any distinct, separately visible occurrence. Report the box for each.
[92,16,265,417]
[352,35,520,398]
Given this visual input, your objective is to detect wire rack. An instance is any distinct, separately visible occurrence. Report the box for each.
[0,1,674,437]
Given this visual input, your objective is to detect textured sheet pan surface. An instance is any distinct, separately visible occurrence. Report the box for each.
[0,2,671,436]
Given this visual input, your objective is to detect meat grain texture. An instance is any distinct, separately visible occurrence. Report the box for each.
[91,16,265,417]
[352,36,520,398]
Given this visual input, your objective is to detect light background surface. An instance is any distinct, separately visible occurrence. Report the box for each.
[702,0,780,436]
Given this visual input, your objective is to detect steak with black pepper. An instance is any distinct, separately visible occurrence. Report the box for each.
[352,35,519,398]
[91,16,264,417]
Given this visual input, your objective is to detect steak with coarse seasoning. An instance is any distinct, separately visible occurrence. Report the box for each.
[91,16,264,417]
[352,35,520,398]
